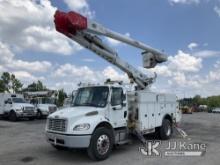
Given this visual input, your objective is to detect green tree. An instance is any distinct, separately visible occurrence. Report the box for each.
[57,89,67,107]
[0,72,23,93]
[1,72,11,92]
[11,74,23,93]
[0,80,5,92]
[24,80,46,92]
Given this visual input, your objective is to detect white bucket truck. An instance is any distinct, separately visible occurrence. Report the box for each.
[45,10,182,160]
[24,91,57,119]
[0,93,35,121]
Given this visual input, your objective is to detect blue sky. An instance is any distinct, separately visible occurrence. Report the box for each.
[0,0,220,98]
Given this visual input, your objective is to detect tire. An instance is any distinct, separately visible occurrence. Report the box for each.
[9,111,17,122]
[51,144,67,150]
[159,119,172,140]
[87,127,114,161]
[36,110,42,119]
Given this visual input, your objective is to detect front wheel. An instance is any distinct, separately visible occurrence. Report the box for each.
[159,119,172,140]
[9,111,17,122]
[87,127,114,161]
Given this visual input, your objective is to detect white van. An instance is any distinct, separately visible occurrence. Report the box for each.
[0,93,36,121]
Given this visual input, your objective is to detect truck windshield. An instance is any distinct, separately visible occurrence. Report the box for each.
[12,98,26,103]
[41,98,55,104]
[73,87,109,108]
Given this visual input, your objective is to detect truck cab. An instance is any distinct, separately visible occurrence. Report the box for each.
[30,97,57,119]
[45,84,181,160]
[0,93,36,121]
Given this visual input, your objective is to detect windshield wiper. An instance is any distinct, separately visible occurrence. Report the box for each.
[80,103,98,107]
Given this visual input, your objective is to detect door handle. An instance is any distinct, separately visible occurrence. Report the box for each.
[124,111,127,118]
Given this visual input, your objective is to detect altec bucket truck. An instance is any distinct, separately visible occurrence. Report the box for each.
[45,10,182,160]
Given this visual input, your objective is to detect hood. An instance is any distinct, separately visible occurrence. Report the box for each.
[49,106,99,119]
[38,104,56,108]
[13,103,34,109]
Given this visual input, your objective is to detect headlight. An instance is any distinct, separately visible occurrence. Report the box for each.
[16,109,23,112]
[73,123,90,131]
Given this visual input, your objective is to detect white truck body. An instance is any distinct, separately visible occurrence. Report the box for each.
[34,98,57,117]
[46,84,181,149]
[25,91,57,118]
[0,93,35,120]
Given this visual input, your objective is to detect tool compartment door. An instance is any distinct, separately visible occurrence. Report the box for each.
[137,91,157,131]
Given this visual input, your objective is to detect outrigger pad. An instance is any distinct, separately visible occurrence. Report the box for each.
[54,10,87,36]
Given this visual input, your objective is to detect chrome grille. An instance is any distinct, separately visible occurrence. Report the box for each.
[24,107,34,111]
[23,107,35,114]
[48,118,67,132]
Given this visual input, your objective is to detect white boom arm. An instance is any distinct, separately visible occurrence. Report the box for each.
[54,10,168,89]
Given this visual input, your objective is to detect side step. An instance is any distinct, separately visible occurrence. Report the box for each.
[116,139,131,145]
[114,128,131,145]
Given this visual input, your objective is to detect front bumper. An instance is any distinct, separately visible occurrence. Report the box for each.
[46,131,91,148]
[16,112,36,118]
[41,111,49,116]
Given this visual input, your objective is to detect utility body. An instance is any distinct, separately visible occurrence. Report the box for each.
[24,91,57,119]
[45,10,182,160]
[0,93,35,121]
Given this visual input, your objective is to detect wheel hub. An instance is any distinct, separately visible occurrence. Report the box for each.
[97,134,110,155]
[166,124,171,136]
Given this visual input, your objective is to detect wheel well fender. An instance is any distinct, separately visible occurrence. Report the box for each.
[163,114,173,124]
[94,121,114,132]
[93,121,115,142]
[10,109,15,113]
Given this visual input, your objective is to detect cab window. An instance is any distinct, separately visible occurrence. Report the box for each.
[111,87,123,106]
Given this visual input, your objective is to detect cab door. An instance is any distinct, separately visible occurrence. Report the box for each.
[109,87,127,128]
[4,98,12,113]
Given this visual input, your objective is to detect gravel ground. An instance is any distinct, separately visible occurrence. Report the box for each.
[0,112,220,165]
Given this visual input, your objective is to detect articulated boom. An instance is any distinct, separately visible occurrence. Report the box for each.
[54,10,168,89]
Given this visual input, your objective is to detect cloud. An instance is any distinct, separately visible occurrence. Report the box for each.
[143,50,203,92]
[188,42,198,50]
[0,0,82,55]
[63,0,95,18]
[193,50,220,58]
[52,64,128,92]
[0,41,52,73]
[145,49,220,97]
[169,0,200,5]
[102,66,128,82]
[207,60,220,82]
[106,33,130,46]
[13,71,41,81]
[214,6,220,17]
[168,50,202,72]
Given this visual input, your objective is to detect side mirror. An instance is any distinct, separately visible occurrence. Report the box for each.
[122,102,126,107]
[112,105,123,110]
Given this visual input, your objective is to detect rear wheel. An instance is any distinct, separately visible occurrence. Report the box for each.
[159,119,172,140]
[9,111,17,122]
[87,127,113,161]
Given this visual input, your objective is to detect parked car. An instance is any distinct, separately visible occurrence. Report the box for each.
[212,108,220,113]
